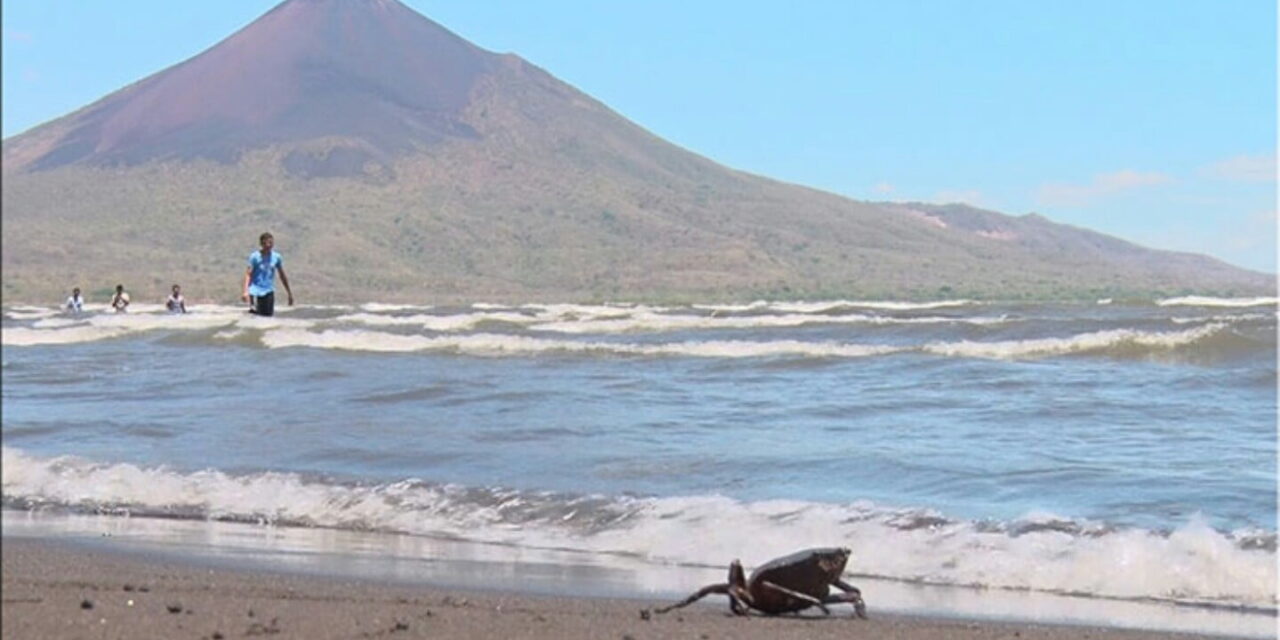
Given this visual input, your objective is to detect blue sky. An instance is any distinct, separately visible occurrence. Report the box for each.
[3,1,1276,273]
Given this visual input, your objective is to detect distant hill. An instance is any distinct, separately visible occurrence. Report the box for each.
[2,0,1270,304]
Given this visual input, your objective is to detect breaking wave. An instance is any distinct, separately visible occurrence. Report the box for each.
[2,306,312,346]
[257,329,902,359]
[2,302,1270,366]
[921,323,1231,359]
[4,321,1255,363]
[1158,296,1278,308]
[3,305,64,320]
[2,447,1272,610]
[2,325,131,346]
[523,311,1009,334]
[692,299,977,313]
[252,323,1247,363]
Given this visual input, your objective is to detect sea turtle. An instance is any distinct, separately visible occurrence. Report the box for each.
[647,547,867,618]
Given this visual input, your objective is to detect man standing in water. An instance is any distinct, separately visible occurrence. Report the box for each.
[166,284,188,314]
[241,232,294,316]
[110,284,130,313]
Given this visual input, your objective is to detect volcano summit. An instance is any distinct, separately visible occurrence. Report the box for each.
[2,0,1269,302]
[7,0,497,174]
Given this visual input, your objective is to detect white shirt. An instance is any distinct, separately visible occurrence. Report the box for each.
[167,294,186,313]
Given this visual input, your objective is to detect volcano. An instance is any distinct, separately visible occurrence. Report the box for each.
[1,0,1269,302]
[8,0,499,174]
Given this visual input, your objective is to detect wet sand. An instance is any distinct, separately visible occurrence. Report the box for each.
[2,537,1241,640]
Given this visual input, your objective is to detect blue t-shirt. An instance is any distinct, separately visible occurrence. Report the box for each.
[247,250,283,296]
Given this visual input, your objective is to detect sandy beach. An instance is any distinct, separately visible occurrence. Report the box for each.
[2,537,1247,640]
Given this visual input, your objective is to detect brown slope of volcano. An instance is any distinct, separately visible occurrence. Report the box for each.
[21,0,496,172]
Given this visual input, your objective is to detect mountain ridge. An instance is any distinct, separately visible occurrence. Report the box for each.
[2,0,1271,304]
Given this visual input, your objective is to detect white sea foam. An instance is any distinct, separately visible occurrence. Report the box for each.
[527,311,1009,334]
[76,310,246,331]
[334,312,540,331]
[691,301,771,312]
[520,303,663,319]
[923,324,1226,360]
[1170,313,1273,325]
[1158,296,1279,308]
[1,325,130,346]
[30,317,83,329]
[692,300,976,313]
[257,329,901,359]
[4,304,127,318]
[336,305,678,332]
[690,300,978,314]
[772,299,976,313]
[334,306,1009,334]
[3,308,316,346]
[4,306,64,320]
[360,303,434,312]
[648,340,898,359]
[2,302,1258,359]
[227,315,317,330]
[600,498,1275,608]
[3,447,1272,609]
[302,304,358,311]
[528,312,861,334]
[259,329,580,355]
[252,323,1227,361]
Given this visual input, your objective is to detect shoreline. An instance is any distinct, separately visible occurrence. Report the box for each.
[5,295,1278,312]
[2,535,1266,640]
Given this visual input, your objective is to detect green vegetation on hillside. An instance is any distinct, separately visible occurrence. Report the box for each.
[2,58,1269,305]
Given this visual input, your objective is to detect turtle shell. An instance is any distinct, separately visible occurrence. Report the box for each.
[745,547,850,613]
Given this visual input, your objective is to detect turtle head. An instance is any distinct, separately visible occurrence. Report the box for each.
[817,547,852,574]
[727,559,752,612]
[728,559,746,588]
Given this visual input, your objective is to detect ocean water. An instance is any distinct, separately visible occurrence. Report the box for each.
[2,297,1276,626]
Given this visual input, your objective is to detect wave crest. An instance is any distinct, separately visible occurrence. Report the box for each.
[2,448,1273,609]
[1158,296,1278,308]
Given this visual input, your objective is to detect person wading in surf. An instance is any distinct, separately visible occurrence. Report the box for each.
[166,284,188,314]
[241,232,294,316]
[110,284,131,313]
[64,287,85,314]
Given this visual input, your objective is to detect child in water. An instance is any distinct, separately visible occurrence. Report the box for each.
[64,287,84,313]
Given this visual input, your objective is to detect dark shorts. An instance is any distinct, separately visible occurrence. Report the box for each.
[249,292,275,316]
